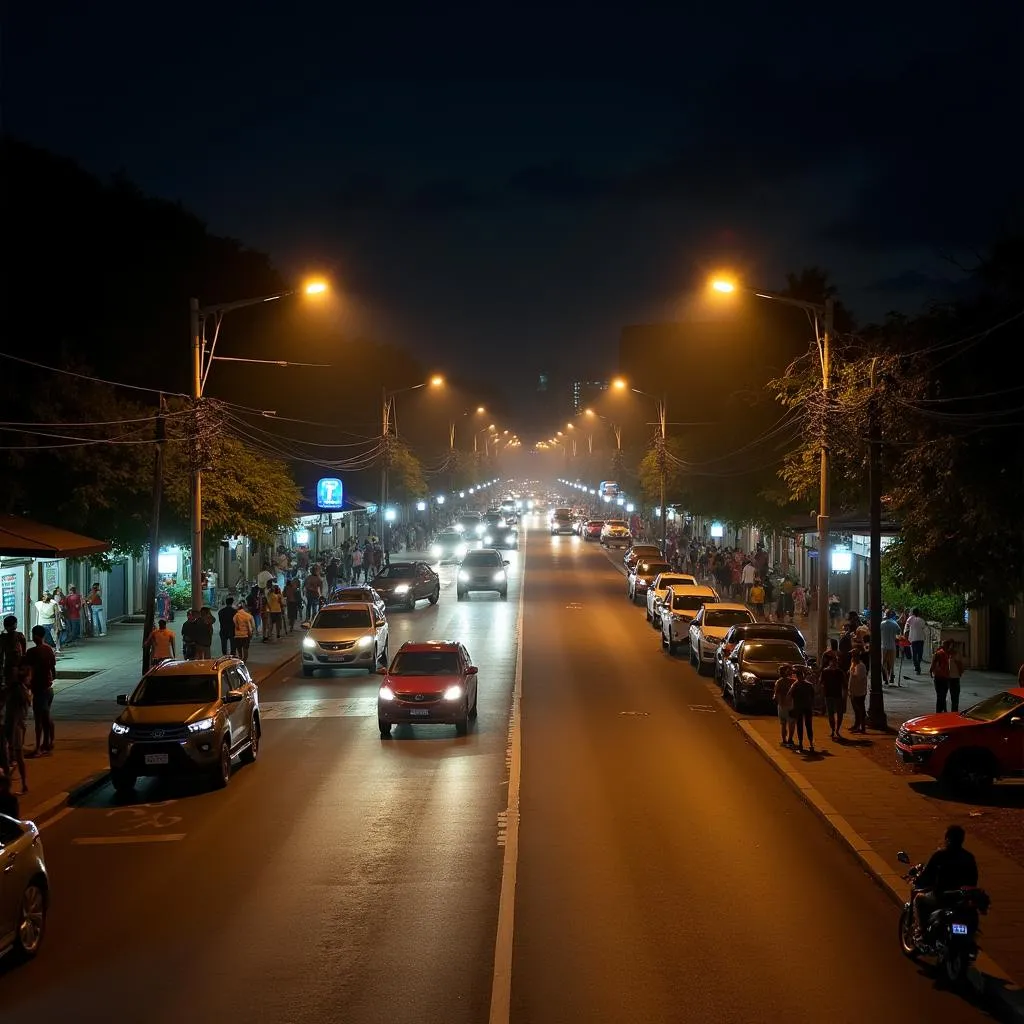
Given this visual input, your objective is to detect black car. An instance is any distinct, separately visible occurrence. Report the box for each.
[481,516,519,549]
[722,638,806,712]
[712,621,807,683]
[457,549,509,600]
[369,561,440,609]
[430,530,471,563]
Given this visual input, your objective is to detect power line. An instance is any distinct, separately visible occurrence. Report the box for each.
[0,352,187,398]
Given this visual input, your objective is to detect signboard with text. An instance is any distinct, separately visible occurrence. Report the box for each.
[316,477,344,510]
[1,573,16,617]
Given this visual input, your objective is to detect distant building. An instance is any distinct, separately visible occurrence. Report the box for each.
[537,372,549,392]
[571,379,610,414]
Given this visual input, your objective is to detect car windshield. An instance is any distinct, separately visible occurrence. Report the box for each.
[375,565,416,578]
[637,562,670,577]
[391,650,461,675]
[705,609,754,628]
[605,521,628,528]
[437,533,461,543]
[332,588,371,601]
[631,548,660,557]
[484,514,503,524]
[742,641,802,662]
[658,576,692,589]
[313,608,371,628]
[463,552,502,567]
[672,594,708,611]
[961,691,1024,722]
[132,674,218,706]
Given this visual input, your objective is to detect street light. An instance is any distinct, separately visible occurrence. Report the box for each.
[710,275,835,666]
[188,278,328,612]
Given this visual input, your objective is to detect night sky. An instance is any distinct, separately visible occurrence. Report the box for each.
[6,1,1020,421]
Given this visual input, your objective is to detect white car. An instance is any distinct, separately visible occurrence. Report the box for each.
[301,602,389,676]
[688,603,757,674]
[646,573,700,627]
[600,520,632,547]
[660,586,719,654]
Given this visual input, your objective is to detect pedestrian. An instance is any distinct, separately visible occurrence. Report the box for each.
[181,609,200,660]
[326,557,339,594]
[257,562,275,592]
[63,585,84,644]
[24,626,56,756]
[3,665,31,793]
[749,579,765,619]
[0,769,18,819]
[944,640,965,712]
[266,584,284,640]
[905,607,927,674]
[789,665,815,753]
[741,560,756,603]
[233,601,256,662]
[193,608,214,659]
[33,592,58,648]
[51,587,67,649]
[351,544,363,584]
[145,619,176,664]
[218,597,237,655]
[819,650,847,739]
[773,665,794,746]
[206,569,218,609]
[87,582,106,636]
[848,650,868,732]
[930,639,961,713]
[879,609,900,684]
[304,569,323,620]
[0,615,27,687]
[284,579,300,633]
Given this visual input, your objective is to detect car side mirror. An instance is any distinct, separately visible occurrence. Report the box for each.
[467,665,479,675]
[897,851,910,864]
[1009,716,1023,728]
[223,690,243,704]
[116,694,128,706]
[729,655,739,663]
[376,666,388,676]
[503,560,510,567]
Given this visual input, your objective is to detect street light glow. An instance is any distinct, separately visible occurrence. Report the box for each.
[430,375,445,387]
[710,278,736,294]
[303,280,329,295]
[476,405,486,413]
[611,378,627,390]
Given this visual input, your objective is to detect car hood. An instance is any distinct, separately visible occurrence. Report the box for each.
[372,578,416,593]
[386,674,462,694]
[738,659,791,678]
[901,711,979,733]
[308,626,375,642]
[117,703,218,726]
[700,626,735,643]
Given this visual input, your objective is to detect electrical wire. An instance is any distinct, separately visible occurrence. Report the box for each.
[0,352,187,398]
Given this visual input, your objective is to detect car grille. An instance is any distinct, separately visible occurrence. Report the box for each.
[128,724,189,741]
[319,640,356,651]
[395,691,444,703]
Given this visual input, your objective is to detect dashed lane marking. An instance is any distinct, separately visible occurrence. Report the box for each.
[73,834,186,845]
[259,698,378,719]
[619,711,650,717]
[689,705,718,713]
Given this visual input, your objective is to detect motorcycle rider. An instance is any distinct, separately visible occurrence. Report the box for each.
[914,824,978,940]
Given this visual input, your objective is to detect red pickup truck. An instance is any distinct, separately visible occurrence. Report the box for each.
[895,688,1024,790]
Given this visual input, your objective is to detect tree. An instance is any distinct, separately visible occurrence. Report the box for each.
[637,438,685,504]
[387,441,427,501]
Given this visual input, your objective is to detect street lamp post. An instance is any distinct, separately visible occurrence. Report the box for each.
[188,281,327,613]
[711,279,834,661]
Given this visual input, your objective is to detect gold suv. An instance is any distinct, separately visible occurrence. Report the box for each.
[108,657,260,793]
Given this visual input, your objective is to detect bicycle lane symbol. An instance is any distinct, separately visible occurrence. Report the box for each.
[105,801,183,832]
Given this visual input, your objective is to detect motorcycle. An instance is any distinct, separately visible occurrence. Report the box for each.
[896,850,990,985]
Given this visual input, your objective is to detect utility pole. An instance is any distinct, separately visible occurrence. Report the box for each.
[868,357,887,729]
[658,397,668,557]
[143,395,168,674]
[380,386,390,559]
[189,298,204,615]
[816,296,835,662]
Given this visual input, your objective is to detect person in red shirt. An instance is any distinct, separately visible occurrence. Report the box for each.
[63,585,84,644]
[23,626,56,755]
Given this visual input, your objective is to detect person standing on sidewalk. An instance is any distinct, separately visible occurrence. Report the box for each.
[789,665,815,753]
[146,620,176,664]
[233,601,256,663]
[33,592,58,648]
[284,579,300,633]
[24,626,56,756]
[218,597,237,655]
[848,650,868,733]
[304,568,323,621]
[905,608,927,674]
[3,665,31,794]
[0,616,27,686]
[740,560,756,604]
[879,609,901,685]
[351,544,363,586]
[266,585,284,641]
[941,639,965,712]
[63,585,84,645]
[820,651,847,739]
[193,608,214,659]
[181,610,200,660]
[773,665,794,746]
[87,583,106,636]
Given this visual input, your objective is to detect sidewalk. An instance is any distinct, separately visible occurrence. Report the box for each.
[13,621,302,825]
[740,715,1024,1018]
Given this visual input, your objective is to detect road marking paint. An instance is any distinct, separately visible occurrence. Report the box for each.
[688,704,717,713]
[37,806,75,832]
[618,711,649,717]
[72,834,186,845]
[489,524,525,1024]
[22,792,69,823]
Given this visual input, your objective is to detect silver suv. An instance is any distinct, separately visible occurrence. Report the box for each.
[301,602,389,675]
[108,657,260,793]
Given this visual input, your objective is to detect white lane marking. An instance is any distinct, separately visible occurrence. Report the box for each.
[37,806,75,832]
[689,705,717,713]
[489,522,525,1024]
[22,792,69,823]
[72,834,185,845]
[259,698,378,719]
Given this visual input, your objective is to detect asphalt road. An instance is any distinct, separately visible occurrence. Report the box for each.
[0,519,993,1023]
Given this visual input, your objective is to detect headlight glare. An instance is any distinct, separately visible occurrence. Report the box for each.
[379,685,395,701]
[111,721,130,735]
[302,636,317,649]
[357,635,374,648]
[188,717,215,733]
[443,685,463,701]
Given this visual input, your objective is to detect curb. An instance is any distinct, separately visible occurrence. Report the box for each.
[737,719,1024,1024]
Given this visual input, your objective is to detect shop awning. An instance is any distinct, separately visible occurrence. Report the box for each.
[0,516,111,558]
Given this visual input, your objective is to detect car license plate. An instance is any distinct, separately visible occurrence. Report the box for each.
[951,923,969,935]
[327,654,346,662]
[144,753,169,765]
[409,709,429,716]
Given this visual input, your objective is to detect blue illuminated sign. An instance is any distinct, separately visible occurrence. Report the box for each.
[316,478,344,510]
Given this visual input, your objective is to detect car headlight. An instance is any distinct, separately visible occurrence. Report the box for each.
[394,584,410,594]
[356,634,373,648]
[459,570,470,582]
[740,672,759,687]
[504,534,514,544]
[302,636,317,649]
[443,685,463,701]
[456,544,467,558]
[188,717,215,733]
[911,732,949,746]
[111,721,130,735]
[493,571,506,582]
[379,685,395,701]
[475,524,485,535]
[483,535,493,544]
[430,545,442,558]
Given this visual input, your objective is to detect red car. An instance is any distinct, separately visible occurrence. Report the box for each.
[582,520,604,541]
[377,641,479,738]
[895,688,1024,790]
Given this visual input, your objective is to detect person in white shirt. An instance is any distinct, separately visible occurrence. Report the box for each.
[905,608,928,674]
[34,593,57,648]
[740,561,757,603]
[256,564,274,591]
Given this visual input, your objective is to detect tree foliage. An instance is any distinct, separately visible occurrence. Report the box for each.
[387,441,427,501]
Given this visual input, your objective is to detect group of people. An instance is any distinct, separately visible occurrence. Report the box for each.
[32,583,106,653]
[0,615,58,799]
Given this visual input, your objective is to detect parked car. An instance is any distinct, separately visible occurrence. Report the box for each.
[627,560,671,604]
[328,584,387,621]
[624,544,663,574]
[688,604,757,674]
[895,688,1024,790]
[377,641,480,737]
[722,638,805,712]
[301,602,389,676]
[713,622,807,684]
[646,573,700,627]
[660,586,720,654]
[369,561,440,609]
[0,815,48,962]
[600,520,632,547]
[108,656,260,792]
[457,549,509,600]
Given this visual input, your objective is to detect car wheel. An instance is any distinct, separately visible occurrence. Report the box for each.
[733,685,745,711]
[668,636,677,654]
[240,715,260,764]
[455,701,470,736]
[14,881,46,960]
[367,647,378,674]
[469,689,479,720]
[428,587,439,606]
[645,607,651,622]
[378,720,392,738]
[661,629,668,649]
[500,589,508,600]
[689,645,697,667]
[110,768,136,795]
[302,666,315,677]
[457,589,465,601]
[942,751,996,792]
[212,737,232,789]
